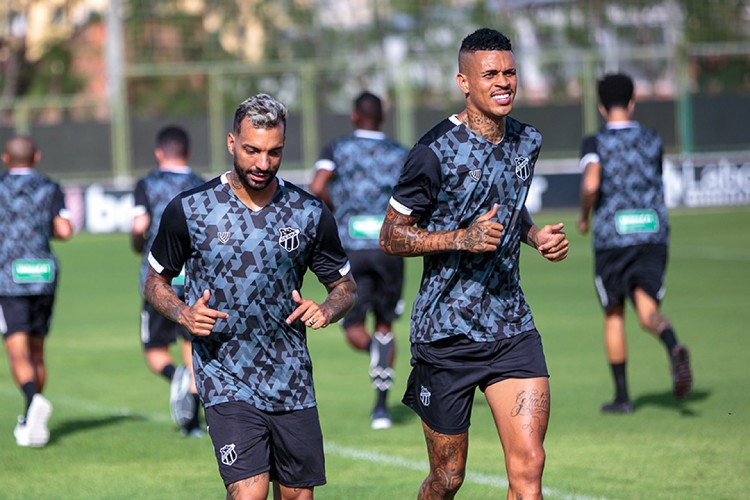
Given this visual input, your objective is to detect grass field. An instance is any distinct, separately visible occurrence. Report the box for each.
[1,207,748,499]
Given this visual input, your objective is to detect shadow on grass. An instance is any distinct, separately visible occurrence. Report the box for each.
[632,388,710,416]
[48,413,147,444]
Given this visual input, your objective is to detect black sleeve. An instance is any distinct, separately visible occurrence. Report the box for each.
[51,184,66,216]
[310,204,350,285]
[148,195,191,278]
[389,143,442,220]
[133,178,148,211]
[580,135,598,157]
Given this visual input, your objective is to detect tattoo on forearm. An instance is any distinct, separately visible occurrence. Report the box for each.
[321,276,357,323]
[380,209,462,256]
[144,270,186,324]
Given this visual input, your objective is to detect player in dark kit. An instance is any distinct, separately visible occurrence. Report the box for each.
[380,29,568,499]
[0,136,73,447]
[309,91,408,430]
[577,72,692,414]
[145,93,356,499]
[131,125,205,436]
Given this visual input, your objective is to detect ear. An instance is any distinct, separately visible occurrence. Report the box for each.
[597,103,608,120]
[456,72,470,95]
[227,133,235,156]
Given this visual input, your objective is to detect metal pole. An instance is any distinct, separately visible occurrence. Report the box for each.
[106,0,131,185]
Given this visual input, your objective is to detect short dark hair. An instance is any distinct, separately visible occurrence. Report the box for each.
[156,125,190,158]
[460,28,513,54]
[353,91,383,122]
[597,73,634,111]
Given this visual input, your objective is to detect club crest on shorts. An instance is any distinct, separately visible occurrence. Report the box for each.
[469,168,482,181]
[514,156,530,181]
[220,443,237,466]
[217,231,230,243]
[278,227,300,252]
[420,385,431,407]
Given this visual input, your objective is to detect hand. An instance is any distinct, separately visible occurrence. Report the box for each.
[535,223,569,262]
[461,204,504,253]
[286,290,329,330]
[577,214,589,235]
[180,289,228,336]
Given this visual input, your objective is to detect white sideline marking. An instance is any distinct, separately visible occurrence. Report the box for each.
[1,386,602,499]
[325,442,605,500]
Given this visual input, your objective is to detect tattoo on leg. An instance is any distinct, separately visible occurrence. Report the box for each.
[420,426,466,499]
[510,389,550,437]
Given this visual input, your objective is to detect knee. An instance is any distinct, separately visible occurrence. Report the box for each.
[507,446,546,485]
[421,467,466,498]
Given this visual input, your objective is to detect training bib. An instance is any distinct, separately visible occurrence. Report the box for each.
[349,215,384,239]
[615,209,659,234]
[172,266,186,286]
[12,259,54,284]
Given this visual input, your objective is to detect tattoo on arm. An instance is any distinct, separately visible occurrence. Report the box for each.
[379,207,465,256]
[320,274,357,324]
[143,267,187,324]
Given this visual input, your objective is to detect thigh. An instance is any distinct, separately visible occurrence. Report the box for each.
[485,377,550,453]
[371,252,404,324]
[422,420,469,477]
[205,401,272,488]
[0,296,31,337]
[627,245,667,305]
[268,407,326,489]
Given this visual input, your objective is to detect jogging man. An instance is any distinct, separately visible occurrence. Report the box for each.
[0,136,73,447]
[309,91,408,430]
[577,72,692,414]
[380,28,568,499]
[131,125,205,436]
[145,93,356,499]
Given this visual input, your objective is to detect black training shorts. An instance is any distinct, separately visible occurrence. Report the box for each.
[342,249,404,328]
[205,401,326,488]
[594,244,667,312]
[140,300,191,349]
[402,330,549,435]
[0,295,56,338]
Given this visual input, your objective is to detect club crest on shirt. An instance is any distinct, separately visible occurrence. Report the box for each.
[469,168,482,181]
[220,443,237,466]
[217,231,230,243]
[514,156,530,181]
[279,227,300,252]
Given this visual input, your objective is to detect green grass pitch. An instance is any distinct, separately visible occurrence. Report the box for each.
[1,207,748,499]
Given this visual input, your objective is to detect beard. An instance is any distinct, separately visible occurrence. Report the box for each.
[233,157,277,192]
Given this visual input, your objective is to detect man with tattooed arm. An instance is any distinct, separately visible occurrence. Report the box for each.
[380,28,568,499]
[145,93,356,499]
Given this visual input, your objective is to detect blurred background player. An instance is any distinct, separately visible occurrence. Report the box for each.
[0,136,73,447]
[131,125,205,435]
[577,72,693,414]
[309,91,408,430]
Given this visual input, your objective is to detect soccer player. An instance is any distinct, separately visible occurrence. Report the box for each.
[309,91,408,430]
[577,72,692,414]
[380,28,568,499]
[144,93,356,499]
[0,136,73,447]
[131,125,205,436]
